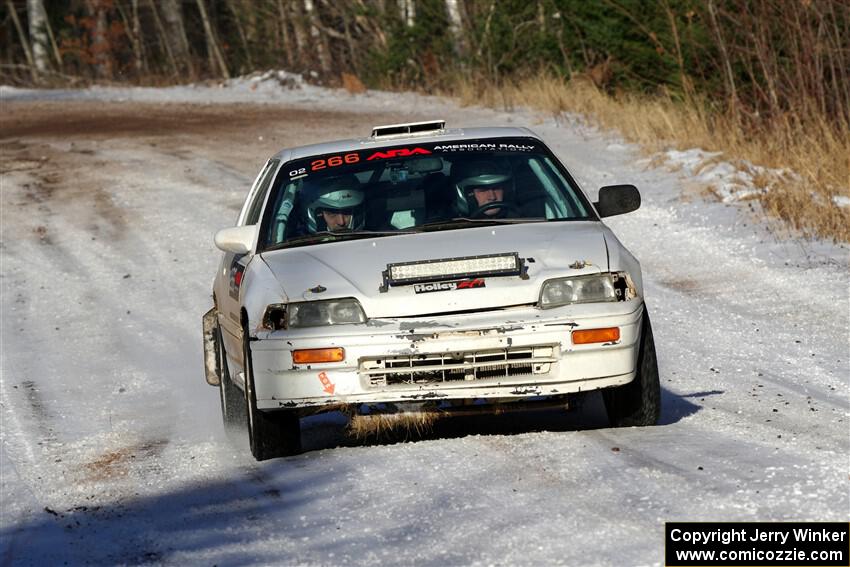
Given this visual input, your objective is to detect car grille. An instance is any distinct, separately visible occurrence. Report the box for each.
[360,345,557,387]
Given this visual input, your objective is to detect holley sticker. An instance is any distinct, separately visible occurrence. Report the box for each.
[413,278,486,294]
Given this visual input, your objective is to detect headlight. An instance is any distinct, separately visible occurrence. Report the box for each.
[264,298,367,330]
[539,274,620,308]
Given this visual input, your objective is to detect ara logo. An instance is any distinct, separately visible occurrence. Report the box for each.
[367,147,432,161]
[413,278,486,294]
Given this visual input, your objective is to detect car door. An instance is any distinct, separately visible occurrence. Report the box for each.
[217,159,281,369]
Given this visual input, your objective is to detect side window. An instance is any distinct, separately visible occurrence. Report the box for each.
[267,179,302,246]
[242,160,280,226]
[237,160,272,225]
[540,157,586,218]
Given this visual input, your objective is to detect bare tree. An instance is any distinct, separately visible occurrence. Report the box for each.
[148,0,180,76]
[304,0,331,74]
[6,0,36,80]
[240,0,258,43]
[276,0,294,68]
[196,0,230,78]
[288,1,308,68]
[160,0,194,77]
[27,0,50,74]
[398,0,415,28]
[43,6,62,69]
[445,0,468,59]
[115,0,147,74]
[706,0,739,122]
[353,0,387,49]
[85,0,112,79]
[660,0,691,99]
[225,0,254,70]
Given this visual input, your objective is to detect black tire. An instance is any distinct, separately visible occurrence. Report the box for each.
[603,309,661,427]
[217,325,247,439]
[242,328,302,460]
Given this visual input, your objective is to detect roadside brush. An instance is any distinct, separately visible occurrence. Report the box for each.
[348,411,441,441]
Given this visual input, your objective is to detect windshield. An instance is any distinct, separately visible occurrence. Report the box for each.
[259,137,593,250]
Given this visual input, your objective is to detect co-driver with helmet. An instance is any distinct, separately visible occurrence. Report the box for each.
[303,174,366,233]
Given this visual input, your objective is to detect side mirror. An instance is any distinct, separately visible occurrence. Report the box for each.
[594,184,641,218]
[214,225,258,254]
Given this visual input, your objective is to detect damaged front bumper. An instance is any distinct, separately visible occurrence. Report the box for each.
[247,300,645,412]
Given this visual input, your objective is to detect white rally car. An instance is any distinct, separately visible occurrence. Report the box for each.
[202,120,660,460]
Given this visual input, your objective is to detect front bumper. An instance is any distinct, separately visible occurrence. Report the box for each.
[249,300,645,411]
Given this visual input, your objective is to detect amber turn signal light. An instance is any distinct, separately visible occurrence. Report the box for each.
[292,347,345,364]
[572,327,620,345]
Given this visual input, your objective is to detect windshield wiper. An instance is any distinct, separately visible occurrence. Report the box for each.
[268,229,416,250]
[416,217,545,232]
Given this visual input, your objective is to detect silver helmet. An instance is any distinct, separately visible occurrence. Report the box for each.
[305,174,365,232]
[452,159,512,215]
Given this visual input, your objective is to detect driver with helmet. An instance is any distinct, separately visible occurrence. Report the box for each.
[452,159,516,218]
[305,174,365,232]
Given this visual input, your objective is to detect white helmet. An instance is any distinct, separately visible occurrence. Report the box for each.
[305,174,365,232]
[452,160,512,215]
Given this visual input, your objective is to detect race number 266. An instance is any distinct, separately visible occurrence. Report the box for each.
[311,153,359,171]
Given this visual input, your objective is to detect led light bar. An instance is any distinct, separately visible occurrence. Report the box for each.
[382,253,525,291]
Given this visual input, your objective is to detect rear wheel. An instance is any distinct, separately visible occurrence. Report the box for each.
[603,309,661,427]
[217,325,246,439]
[242,328,302,460]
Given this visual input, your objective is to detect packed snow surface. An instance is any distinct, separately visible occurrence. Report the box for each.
[1,73,848,566]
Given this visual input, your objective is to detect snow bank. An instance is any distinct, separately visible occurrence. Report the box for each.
[641,148,807,204]
[0,69,454,115]
[832,195,850,208]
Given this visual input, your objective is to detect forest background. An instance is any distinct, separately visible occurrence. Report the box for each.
[2,0,849,240]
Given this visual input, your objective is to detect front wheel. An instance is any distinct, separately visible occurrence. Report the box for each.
[217,324,246,440]
[243,328,302,460]
[602,309,661,427]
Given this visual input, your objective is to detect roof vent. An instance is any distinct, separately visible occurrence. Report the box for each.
[371,120,446,139]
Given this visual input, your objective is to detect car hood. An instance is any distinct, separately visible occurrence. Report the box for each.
[260,222,611,318]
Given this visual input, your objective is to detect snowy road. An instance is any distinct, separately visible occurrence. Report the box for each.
[1,81,848,566]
